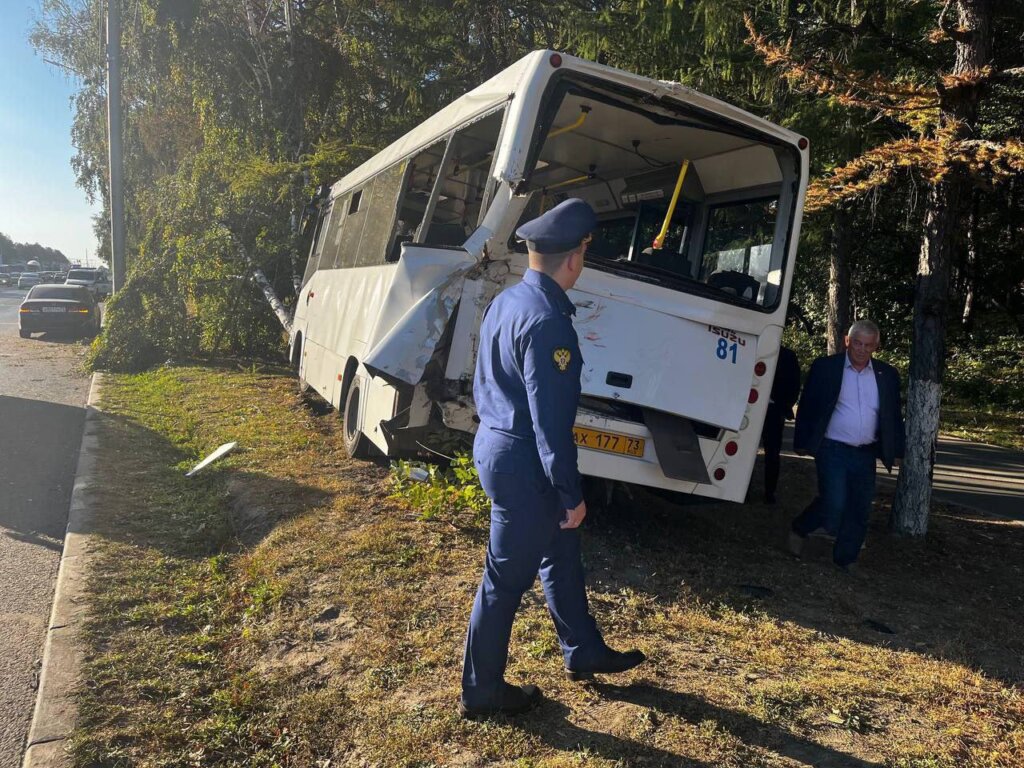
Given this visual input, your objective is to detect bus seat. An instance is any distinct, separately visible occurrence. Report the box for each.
[708,270,759,301]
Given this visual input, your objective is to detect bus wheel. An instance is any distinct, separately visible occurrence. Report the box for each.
[293,337,310,394]
[343,380,371,459]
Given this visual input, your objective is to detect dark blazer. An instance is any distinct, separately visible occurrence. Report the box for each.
[793,353,905,471]
[769,345,801,420]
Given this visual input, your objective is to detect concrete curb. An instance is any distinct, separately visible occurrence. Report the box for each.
[21,372,104,768]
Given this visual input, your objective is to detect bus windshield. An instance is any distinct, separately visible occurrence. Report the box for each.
[515,74,798,310]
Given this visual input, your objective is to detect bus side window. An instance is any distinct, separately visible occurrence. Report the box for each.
[335,190,366,269]
[314,194,346,270]
[301,201,333,286]
[405,109,505,249]
[391,139,447,254]
[355,161,408,267]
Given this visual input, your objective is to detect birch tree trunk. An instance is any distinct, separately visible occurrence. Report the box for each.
[960,191,979,329]
[892,0,991,536]
[232,238,294,333]
[827,205,852,355]
[251,266,294,333]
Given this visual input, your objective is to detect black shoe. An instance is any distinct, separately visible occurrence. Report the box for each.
[459,682,542,720]
[566,648,646,681]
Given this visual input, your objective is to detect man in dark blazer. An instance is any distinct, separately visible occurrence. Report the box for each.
[789,320,904,570]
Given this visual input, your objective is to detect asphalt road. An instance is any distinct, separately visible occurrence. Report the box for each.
[0,285,91,768]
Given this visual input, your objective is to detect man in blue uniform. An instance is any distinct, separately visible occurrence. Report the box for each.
[460,198,645,720]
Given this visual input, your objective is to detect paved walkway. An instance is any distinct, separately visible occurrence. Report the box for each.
[783,426,1024,521]
[0,287,91,768]
[882,436,1024,520]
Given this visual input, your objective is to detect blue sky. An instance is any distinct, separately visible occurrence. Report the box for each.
[0,2,101,266]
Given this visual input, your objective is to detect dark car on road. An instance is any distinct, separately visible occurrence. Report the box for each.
[19,284,101,339]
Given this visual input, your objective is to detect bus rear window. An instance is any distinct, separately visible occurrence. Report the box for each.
[515,73,797,311]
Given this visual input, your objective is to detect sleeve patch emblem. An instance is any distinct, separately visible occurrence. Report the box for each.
[553,348,572,372]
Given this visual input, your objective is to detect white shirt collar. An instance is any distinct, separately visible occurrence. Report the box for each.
[845,353,874,373]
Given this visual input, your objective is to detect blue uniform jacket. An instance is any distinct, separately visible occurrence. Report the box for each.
[473,269,584,510]
[793,353,905,471]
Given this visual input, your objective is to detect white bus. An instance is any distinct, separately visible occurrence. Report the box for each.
[291,50,808,503]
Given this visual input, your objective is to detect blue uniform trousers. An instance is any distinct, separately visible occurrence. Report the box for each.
[792,438,877,566]
[461,465,604,709]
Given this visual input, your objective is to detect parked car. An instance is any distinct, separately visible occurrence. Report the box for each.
[0,273,11,286]
[65,268,111,299]
[18,272,43,289]
[19,284,101,338]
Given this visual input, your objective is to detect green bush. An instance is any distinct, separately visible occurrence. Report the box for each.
[389,454,490,522]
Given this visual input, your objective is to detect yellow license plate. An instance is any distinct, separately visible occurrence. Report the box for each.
[574,427,645,458]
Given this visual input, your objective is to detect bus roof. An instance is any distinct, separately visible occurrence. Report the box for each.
[330,50,806,200]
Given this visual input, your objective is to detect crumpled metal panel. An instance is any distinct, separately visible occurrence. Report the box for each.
[362,246,478,386]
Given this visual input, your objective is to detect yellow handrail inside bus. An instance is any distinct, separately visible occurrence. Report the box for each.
[545,173,593,192]
[547,106,591,138]
[652,159,690,249]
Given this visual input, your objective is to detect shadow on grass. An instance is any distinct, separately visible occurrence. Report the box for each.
[519,696,718,768]
[594,682,882,768]
[583,454,1024,687]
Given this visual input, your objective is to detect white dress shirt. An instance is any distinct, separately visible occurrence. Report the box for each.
[824,355,880,447]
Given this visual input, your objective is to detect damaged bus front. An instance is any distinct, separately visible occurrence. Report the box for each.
[291,50,808,503]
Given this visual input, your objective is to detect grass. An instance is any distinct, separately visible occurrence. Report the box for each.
[940,402,1024,451]
[72,362,1024,767]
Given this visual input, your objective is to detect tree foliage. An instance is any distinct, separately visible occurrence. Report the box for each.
[30,0,1024,455]
[0,232,71,269]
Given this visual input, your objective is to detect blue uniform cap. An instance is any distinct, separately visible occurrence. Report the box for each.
[516,198,597,255]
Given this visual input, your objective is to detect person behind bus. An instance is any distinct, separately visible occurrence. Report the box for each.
[461,198,645,719]
[761,344,801,504]
[788,320,904,571]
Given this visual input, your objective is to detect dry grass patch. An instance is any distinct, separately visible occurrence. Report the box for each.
[72,363,1024,767]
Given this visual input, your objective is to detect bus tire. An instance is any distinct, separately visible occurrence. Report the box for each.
[293,334,310,394]
[343,380,371,459]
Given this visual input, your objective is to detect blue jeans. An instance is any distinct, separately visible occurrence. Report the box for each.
[792,438,877,566]
[461,464,604,710]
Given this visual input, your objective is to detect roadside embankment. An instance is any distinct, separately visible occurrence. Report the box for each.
[62,363,1024,767]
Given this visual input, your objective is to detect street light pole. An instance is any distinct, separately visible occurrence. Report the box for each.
[106,0,126,294]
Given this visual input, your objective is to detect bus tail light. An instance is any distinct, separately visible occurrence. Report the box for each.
[748,388,759,404]
[713,467,726,481]
[754,361,767,377]
[549,53,563,68]
[725,441,738,456]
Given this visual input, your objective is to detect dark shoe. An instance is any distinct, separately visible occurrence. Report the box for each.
[786,530,805,558]
[835,562,861,578]
[809,526,836,542]
[459,682,542,720]
[566,648,646,681]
